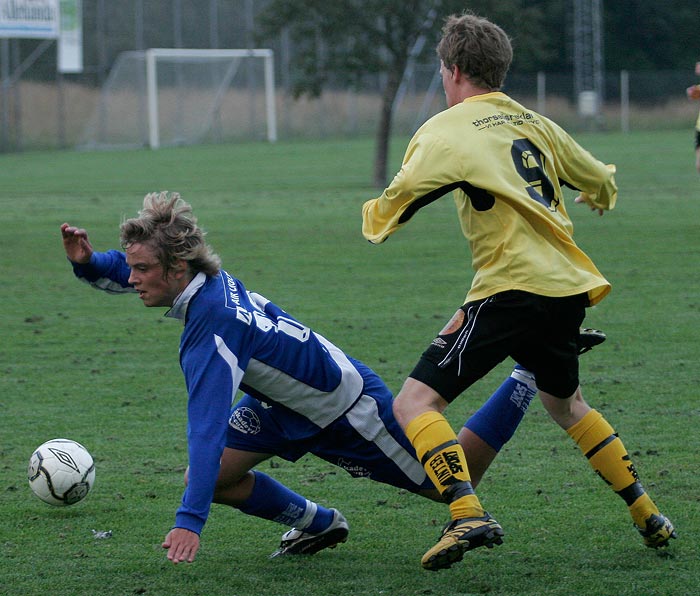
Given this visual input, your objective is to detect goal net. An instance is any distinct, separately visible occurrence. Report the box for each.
[79,49,277,150]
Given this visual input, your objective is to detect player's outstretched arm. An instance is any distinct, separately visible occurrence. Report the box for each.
[60,223,94,264]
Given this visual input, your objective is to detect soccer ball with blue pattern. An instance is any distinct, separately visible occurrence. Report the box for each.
[28,439,96,506]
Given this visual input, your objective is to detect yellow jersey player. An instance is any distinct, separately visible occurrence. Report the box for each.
[686,61,700,173]
[363,12,676,571]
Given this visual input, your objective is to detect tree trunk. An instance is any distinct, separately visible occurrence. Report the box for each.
[372,68,403,189]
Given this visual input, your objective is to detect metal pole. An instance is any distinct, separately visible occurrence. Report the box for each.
[573,0,603,123]
[135,0,144,49]
[210,0,219,48]
[146,50,160,149]
[620,70,629,134]
[57,70,66,148]
[594,0,604,108]
[97,0,108,143]
[264,51,277,142]
[280,27,291,136]
[11,38,20,151]
[135,0,147,145]
[245,0,256,138]
[210,0,221,142]
[1,39,9,151]
[173,0,184,144]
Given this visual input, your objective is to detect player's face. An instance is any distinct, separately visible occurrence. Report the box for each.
[125,242,187,307]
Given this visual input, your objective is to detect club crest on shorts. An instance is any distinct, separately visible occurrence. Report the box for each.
[229,407,262,435]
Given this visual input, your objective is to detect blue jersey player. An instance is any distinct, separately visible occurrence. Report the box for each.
[60,192,603,564]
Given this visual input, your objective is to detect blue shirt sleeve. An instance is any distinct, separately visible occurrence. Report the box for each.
[173,287,253,535]
[70,250,135,293]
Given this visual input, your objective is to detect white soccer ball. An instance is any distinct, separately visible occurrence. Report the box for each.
[27,439,96,506]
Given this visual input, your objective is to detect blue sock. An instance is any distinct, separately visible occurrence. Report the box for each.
[237,471,334,532]
[464,365,537,451]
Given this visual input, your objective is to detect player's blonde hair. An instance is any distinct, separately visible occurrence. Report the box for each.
[120,191,221,277]
[437,12,512,91]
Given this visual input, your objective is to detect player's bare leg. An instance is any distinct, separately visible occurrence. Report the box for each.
[189,448,350,557]
[394,379,503,571]
[456,428,497,489]
[540,388,676,548]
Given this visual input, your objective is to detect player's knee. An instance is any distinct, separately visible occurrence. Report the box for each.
[213,470,255,507]
[393,379,446,427]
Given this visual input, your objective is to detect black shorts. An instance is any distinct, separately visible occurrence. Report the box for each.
[409,290,588,402]
[695,130,700,149]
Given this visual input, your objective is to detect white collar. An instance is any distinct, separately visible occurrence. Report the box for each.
[165,272,208,323]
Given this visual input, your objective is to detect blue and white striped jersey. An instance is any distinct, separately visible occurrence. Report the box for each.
[71,251,373,534]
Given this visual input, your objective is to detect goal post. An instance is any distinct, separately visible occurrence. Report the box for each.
[80,48,277,150]
[145,48,277,149]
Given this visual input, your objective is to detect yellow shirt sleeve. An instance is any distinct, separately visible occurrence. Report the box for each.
[362,132,462,244]
[574,164,617,211]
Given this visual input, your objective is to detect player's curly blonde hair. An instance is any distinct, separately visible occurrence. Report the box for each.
[437,12,512,91]
[120,191,221,277]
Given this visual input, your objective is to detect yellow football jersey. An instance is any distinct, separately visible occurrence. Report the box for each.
[362,92,616,306]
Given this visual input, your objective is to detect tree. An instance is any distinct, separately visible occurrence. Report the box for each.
[258,0,446,187]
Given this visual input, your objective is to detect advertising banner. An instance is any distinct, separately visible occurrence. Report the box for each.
[0,0,60,39]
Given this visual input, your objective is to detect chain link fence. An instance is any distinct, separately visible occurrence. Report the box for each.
[1,0,698,152]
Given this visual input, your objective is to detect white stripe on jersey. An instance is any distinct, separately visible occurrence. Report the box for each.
[344,395,427,485]
[238,332,365,430]
[81,277,136,295]
[243,355,363,429]
[214,334,246,403]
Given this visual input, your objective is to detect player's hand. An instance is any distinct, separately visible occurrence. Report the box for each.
[60,223,95,264]
[687,85,700,100]
[574,194,604,216]
[162,528,200,564]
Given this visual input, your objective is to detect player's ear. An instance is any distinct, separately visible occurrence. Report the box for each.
[171,260,190,279]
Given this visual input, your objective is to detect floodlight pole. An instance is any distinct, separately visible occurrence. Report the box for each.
[573,0,604,121]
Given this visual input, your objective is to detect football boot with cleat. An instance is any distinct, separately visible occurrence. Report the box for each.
[269,509,349,558]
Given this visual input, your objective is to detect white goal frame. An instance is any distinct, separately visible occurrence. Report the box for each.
[144,48,277,149]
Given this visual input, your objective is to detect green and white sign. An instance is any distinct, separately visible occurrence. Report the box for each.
[58,0,82,72]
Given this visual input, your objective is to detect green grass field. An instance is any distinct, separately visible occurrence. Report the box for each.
[1,130,699,596]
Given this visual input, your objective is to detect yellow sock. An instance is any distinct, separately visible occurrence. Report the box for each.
[567,409,658,526]
[405,411,483,519]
